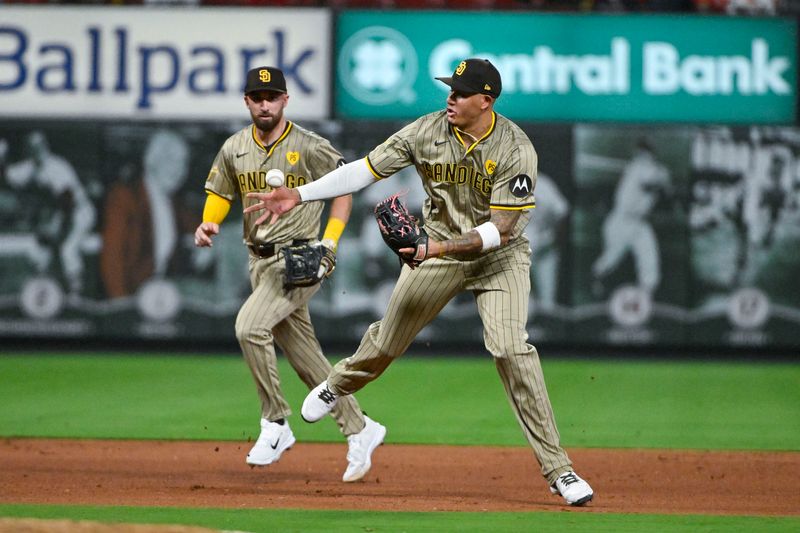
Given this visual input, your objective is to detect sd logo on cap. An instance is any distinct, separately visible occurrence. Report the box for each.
[436,58,502,98]
[244,66,287,94]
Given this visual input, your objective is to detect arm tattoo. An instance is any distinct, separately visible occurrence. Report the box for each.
[490,209,521,244]
[440,232,483,256]
[437,209,522,256]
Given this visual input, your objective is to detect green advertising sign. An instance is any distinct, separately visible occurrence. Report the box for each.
[335,12,796,123]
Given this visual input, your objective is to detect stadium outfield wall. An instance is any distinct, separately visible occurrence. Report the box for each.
[0,6,797,352]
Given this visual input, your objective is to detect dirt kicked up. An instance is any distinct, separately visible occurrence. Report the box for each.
[1,438,798,517]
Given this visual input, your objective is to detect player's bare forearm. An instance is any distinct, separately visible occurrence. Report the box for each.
[429,209,521,258]
[329,194,353,226]
[432,232,483,257]
[489,209,520,243]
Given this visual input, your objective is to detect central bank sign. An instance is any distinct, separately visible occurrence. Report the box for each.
[336,13,796,123]
[0,7,331,120]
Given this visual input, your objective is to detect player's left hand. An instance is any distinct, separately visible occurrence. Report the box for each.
[281,241,336,288]
[244,186,301,225]
[375,192,430,268]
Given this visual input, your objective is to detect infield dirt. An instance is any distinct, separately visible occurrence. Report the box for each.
[2,438,799,516]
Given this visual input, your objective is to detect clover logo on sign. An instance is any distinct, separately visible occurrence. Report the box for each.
[338,26,418,106]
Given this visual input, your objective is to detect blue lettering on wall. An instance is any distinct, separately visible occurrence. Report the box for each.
[114,28,128,93]
[137,45,180,108]
[273,30,312,94]
[189,46,225,94]
[0,25,319,112]
[37,44,75,92]
[88,27,101,92]
[239,47,269,93]
[0,27,27,90]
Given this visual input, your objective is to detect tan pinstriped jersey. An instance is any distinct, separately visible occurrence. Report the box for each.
[365,110,537,242]
[204,121,344,245]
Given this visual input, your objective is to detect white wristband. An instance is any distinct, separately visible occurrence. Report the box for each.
[473,222,501,251]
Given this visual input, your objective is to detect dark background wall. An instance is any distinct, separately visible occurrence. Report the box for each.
[0,1,797,356]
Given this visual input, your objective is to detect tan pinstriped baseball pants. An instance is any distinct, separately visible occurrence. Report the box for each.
[328,240,573,482]
[236,254,365,436]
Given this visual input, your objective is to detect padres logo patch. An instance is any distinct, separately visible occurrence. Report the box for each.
[286,152,300,165]
[456,61,467,76]
[259,69,271,82]
[509,174,532,198]
[485,160,496,175]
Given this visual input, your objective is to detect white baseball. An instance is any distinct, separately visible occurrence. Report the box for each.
[266,168,285,188]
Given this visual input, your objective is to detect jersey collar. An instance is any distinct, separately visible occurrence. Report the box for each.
[451,111,496,155]
[252,121,293,158]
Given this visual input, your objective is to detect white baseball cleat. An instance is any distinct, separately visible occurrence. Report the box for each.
[550,471,594,506]
[342,415,386,482]
[301,381,339,423]
[246,418,296,466]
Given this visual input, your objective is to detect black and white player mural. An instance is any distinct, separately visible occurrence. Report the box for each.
[0,127,102,333]
[525,172,570,315]
[571,126,691,346]
[95,124,250,338]
[689,127,800,347]
[0,121,247,340]
[1,120,798,351]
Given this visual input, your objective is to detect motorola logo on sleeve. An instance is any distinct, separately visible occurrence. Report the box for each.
[509,174,532,198]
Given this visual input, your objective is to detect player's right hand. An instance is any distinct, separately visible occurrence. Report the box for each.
[194,222,219,247]
[399,237,441,268]
[244,186,301,225]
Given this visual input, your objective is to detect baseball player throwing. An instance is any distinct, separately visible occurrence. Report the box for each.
[592,139,671,295]
[194,66,386,482]
[245,59,593,505]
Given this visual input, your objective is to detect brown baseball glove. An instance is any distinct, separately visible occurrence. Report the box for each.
[281,242,336,289]
[374,192,429,268]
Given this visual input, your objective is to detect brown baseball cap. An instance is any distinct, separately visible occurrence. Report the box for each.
[244,66,287,94]
[436,58,502,98]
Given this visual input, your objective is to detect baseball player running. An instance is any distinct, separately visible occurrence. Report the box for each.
[245,59,593,505]
[194,66,386,482]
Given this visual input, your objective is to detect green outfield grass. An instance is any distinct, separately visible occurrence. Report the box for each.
[0,353,797,450]
[1,352,798,532]
[1,504,799,533]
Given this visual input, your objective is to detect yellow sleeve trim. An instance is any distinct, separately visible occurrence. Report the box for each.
[322,217,346,248]
[489,202,536,211]
[203,191,232,224]
[364,156,388,179]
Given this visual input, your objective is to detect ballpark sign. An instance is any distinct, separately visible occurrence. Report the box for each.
[336,13,796,123]
[0,6,331,119]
